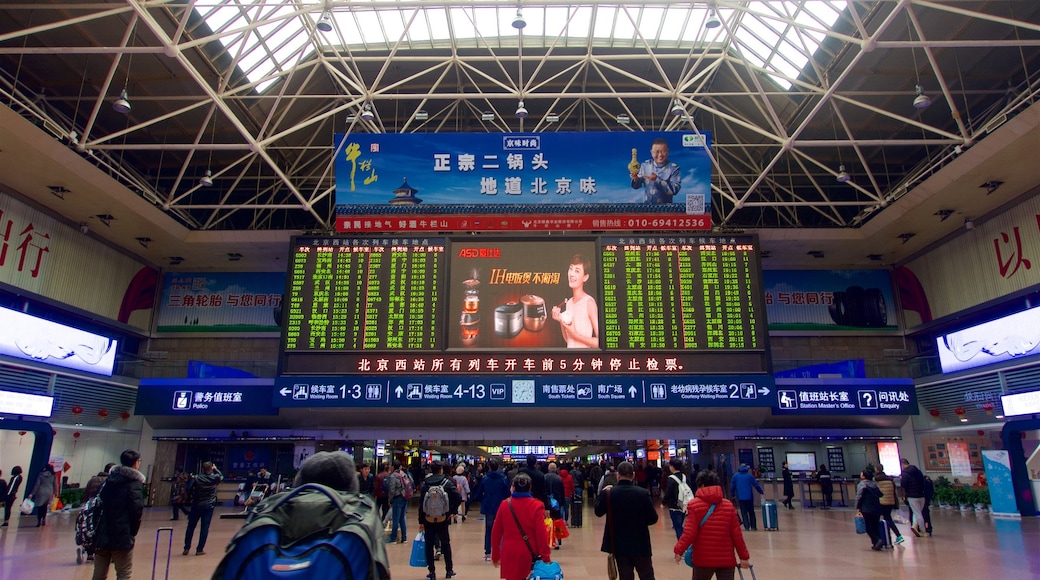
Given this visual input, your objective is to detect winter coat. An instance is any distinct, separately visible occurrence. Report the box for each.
[452,474,471,503]
[730,466,763,501]
[95,465,145,551]
[84,472,108,501]
[782,468,794,497]
[855,479,883,516]
[674,485,750,568]
[900,464,926,498]
[518,465,548,509]
[417,474,462,525]
[490,494,551,580]
[189,468,224,507]
[817,469,833,494]
[560,470,575,499]
[374,470,389,499]
[875,473,898,507]
[30,469,57,507]
[594,479,659,557]
[476,469,511,517]
[5,473,22,504]
[544,472,564,507]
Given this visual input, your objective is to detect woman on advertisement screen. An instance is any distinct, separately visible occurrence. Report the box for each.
[551,253,599,348]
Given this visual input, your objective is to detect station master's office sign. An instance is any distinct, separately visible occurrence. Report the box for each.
[772,378,918,415]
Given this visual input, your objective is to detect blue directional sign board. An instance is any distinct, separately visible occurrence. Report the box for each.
[137,379,278,416]
[771,378,918,415]
[274,375,775,408]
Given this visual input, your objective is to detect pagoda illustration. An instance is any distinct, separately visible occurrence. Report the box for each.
[388,177,423,205]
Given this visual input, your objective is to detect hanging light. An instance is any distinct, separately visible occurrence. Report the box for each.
[913,84,932,109]
[414,110,429,121]
[113,89,131,114]
[481,111,495,122]
[512,8,527,30]
[705,9,722,29]
[616,114,630,125]
[316,11,333,33]
[199,169,214,188]
[544,112,560,123]
[836,164,851,183]
[670,99,685,117]
[515,100,528,118]
[360,103,375,122]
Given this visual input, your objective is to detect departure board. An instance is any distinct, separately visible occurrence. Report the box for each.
[600,235,764,350]
[283,237,445,351]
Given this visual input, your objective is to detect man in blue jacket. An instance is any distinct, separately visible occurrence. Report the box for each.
[473,458,511,561]
[730,464,764,531]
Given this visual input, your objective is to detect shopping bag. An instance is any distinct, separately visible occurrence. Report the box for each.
[20,498,35,515]
[553,518,570,539]
[529,559,563,580]
[607,554,618,580]
[854,514,867,534]
[893,509,910,524]
[409,532,427,567]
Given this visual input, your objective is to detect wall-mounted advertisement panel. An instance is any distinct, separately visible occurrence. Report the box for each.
[763,270,896,331]
[0,305,117,375]
[937,306,1040,374]
[333,131,712,233]
[156,272,285,334]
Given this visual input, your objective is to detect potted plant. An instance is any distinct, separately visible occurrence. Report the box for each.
[953,486,974,511]
[933,484,954,508]
[973,487,990,512]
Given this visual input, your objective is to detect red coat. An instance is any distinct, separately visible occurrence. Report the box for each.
[491,495,552,580]
[673,485,750,568]
[560,470,575,498]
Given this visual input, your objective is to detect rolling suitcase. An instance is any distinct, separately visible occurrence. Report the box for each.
[152,527,173,580]
[737,564,757,580]
[877,519,892,549]
[761,501,779,531]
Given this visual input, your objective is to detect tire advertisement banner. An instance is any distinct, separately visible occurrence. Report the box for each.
[763,270,896,331]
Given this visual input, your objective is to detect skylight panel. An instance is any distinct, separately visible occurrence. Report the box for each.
[637,7,667,42]
[592,6,618,40]
[357,12,384,46]
[448,7,477,42]
[424,9,450,44]
[659,6,689,43]
[612,7,637,43]
[379,10,407,46]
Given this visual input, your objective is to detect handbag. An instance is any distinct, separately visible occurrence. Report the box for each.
[20,498,35,515]
[606,488,618,580]
[854,514,867,534]
[507,499,542,566]
[529,559,563,580]
[409,532,427,567]
[682,503,717,567]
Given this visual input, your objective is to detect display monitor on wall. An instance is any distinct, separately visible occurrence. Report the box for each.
[0,305,117,376]
[280,234,768,376]
[937,307,1040,374]
[786,452,817,472]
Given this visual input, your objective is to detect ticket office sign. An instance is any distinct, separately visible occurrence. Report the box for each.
[273,375,775,408]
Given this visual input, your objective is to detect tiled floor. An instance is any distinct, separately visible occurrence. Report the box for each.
[1,501,1037,579]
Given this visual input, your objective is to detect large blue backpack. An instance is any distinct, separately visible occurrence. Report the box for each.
[213,483,390,580]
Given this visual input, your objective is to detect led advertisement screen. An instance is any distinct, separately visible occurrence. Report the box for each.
[333,131,712,233]
[0,305,117,376]
[937,307,1040,374]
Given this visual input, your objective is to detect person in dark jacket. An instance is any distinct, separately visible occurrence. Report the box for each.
[183,461,223,556]
[418,460,462,580]
[1,465,22,527]
[855,468,885,551]
[358,462,376,497]
[729,464,764,531]
[817,464,833,509]
[474,458,511,561]
[781,462,795,509]
[92,449,145,580]
[29,464,57,527]
[673,469,751,577]
[663,458,689,539]
[899,458,927,537]
[595,461,658,580]
[518,454,549,510]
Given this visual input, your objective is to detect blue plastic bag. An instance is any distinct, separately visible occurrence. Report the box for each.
[854,515,867,534]
[529,559,563,580]
[409,532,427,567]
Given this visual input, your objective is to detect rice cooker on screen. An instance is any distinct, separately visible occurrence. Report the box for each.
[448,238,600,350]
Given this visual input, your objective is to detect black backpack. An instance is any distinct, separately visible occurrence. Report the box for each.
[75,482,105,549]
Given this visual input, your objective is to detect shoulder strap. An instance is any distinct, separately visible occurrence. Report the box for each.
[606,488,615,552]
[507,499,538,559]
[699,503,716,527]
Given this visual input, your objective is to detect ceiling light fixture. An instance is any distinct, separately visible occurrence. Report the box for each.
[199,169,214,188]
[616,114,630,125]
[113,89,131,114]
[980,180,1003,195]
[705,9,722,29]
[934,209,953,221]
[913,84,932,109]
[544,112,559,123]
[512,8,526,30]
[898,233,916,244]
[227,252,243,262]
[964,217,975,231]
[481,111,495,122]
[414,109,429,121]
[867,254,884,261]
[95,214,114,227]
[316,11,333,33]
[360,103,375,122]
[168,256,184,266]
[515,100,528,118]
[135,237,151,248]
[836,164,851,183]
[670,99,685,117]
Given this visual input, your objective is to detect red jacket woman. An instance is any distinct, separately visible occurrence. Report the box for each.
[673,471,751,574]
[560,469,575,499]
[491,474,551,580]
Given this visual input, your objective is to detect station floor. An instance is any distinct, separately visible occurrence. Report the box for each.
[1,499,1037,580]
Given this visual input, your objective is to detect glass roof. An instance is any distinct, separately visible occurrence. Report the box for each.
[198,1,847,93]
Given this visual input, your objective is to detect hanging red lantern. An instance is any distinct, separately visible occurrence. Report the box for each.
[120,410,131,423]
[98,408,109,420]
[73,431,81,439]
[955,407,967,420]
[981,402,994,415]
[977,430,985,436]
[71,405,84,417]
[18,430,26,445]
[929,409,940,420]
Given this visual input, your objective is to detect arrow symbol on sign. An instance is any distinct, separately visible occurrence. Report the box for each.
[629,386,638,398]
[279,387,291,397]
[395,385,404,398]
[758,386,771,396]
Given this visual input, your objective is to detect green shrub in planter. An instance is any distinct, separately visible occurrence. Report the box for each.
[59,487,86,509]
